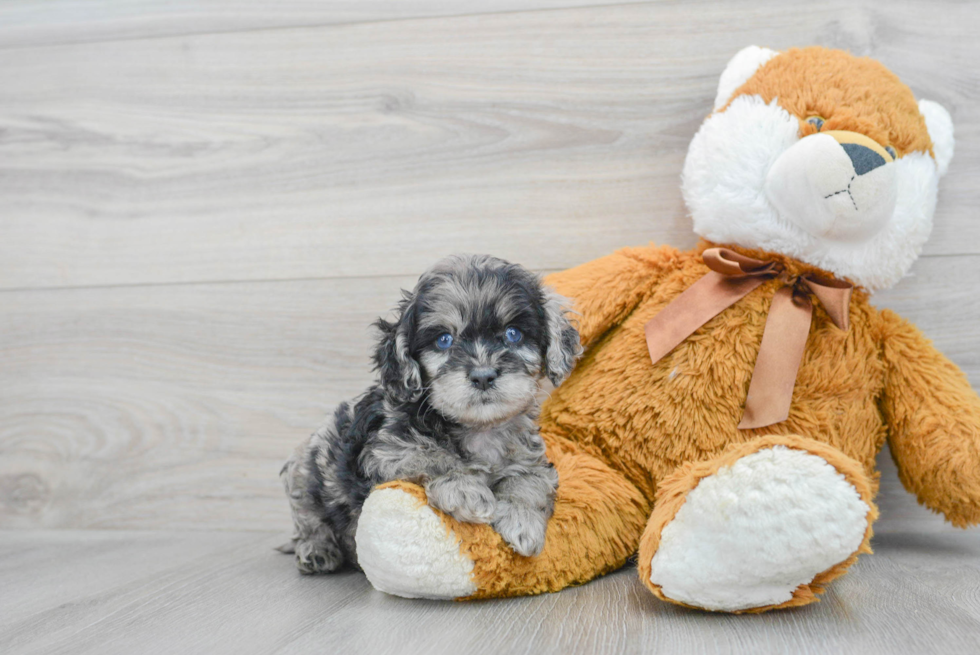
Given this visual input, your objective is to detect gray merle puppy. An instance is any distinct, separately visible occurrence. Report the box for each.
[280,254,581,574]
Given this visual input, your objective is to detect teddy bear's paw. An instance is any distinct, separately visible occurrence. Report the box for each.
[355,485,478,600]
[648,445,872,612]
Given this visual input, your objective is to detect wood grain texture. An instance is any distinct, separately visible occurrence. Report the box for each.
[1,0,978,290]
[0,274,413,531]
[0,0,645,49]
[3,1,980,648]
[1,529,979,655]
[1,256,976,532]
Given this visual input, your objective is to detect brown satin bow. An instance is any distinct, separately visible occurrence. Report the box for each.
[644,248,852,429]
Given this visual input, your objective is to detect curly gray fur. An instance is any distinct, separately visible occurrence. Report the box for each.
[280,254,582,573]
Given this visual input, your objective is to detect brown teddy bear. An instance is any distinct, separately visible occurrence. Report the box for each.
[352,45,977,612]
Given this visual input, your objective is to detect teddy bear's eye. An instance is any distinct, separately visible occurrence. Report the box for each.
[806,116,825,131]
[885,145,897,159]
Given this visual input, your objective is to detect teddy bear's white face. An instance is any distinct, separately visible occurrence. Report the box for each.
[765,128,899,243]
[682,46,955,291]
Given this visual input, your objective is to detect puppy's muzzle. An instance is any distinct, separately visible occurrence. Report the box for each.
[468,367,499,391]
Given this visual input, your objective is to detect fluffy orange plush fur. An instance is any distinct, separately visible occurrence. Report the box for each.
[726,47,933,156]
[376,235,980,608]
[355,47,977,612]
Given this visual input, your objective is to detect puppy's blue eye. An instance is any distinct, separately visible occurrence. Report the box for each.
[806,116,825,130]
[436,333,454,350]
[504,327,523,344]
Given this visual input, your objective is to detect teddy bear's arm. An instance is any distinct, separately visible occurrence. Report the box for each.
[878,308,980,527]
[544,245,677,350]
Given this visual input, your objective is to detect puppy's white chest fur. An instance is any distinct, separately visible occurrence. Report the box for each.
[457,415,536,472]
[461,428,509,469]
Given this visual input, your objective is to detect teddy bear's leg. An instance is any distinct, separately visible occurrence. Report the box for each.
[637,434,877,613]
[355,433,650,599]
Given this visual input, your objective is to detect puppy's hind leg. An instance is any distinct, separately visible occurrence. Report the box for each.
[280,422,347,574]
[293,523,345,575]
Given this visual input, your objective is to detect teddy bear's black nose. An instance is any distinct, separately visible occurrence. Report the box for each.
[840,143,886,176]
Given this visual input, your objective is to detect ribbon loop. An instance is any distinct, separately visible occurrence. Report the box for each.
[645,248,853,429]
[702,248,779,277]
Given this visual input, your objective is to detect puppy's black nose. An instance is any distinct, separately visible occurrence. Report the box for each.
[840,143,886,176]
[469,368,498,390]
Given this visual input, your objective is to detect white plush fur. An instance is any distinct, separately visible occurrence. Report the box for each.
[714,46,779,111]
[649,446,871,612]
[683,94,944,290]
[356,487,477,600]
[765,133,897,243]
[919,99,955,176]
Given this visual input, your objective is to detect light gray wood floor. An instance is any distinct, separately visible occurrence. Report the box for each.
[2,0,980,652]
[2,528,980,655]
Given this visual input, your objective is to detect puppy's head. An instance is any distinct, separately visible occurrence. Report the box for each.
[373,254,581,425]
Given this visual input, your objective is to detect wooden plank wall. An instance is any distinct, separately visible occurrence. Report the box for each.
[1,0,977,533]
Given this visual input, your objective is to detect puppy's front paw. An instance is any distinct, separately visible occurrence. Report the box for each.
[425,473,496,524]
[493,501,548,557]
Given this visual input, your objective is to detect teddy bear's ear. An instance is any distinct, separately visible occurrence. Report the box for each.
[713,46,780,111]
[918,99,955,177]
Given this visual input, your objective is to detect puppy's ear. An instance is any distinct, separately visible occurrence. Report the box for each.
[541,287,582,387]
[373,289,424,402]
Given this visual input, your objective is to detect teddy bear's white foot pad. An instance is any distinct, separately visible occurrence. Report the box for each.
[649,446,871,611]
[355,487,478,600]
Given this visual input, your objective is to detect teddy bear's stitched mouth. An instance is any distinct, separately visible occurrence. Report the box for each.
[761,129,901,244]
[823,176,858,211]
